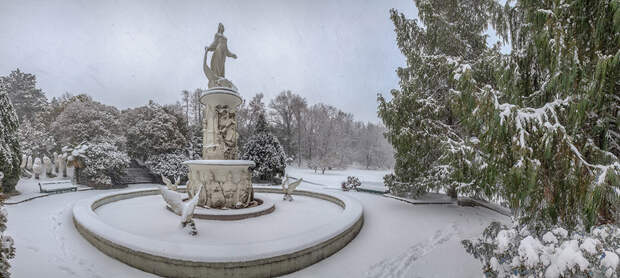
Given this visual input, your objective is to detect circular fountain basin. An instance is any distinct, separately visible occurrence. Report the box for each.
[72,186,364,278]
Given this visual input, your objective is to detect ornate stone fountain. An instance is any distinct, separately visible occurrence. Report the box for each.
[184,23,255,209]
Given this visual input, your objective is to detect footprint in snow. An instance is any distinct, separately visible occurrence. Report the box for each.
[365,223,459,278]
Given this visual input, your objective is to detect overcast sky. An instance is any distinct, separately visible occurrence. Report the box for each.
[1,1,422,122]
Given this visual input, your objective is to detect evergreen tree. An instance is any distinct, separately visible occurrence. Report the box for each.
[381,0,618,229]
[456,0,620,229]
[51,95,123,148]
[378,0,496,198]
[122,101,188,161]
[0,91,22,193]
[241,113,286,181]
[18,119,56,158]
[0,69,47,123]
[0,199,15,277]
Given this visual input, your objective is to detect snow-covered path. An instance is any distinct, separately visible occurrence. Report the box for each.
[285,191,507,278]
[6,168,508,277]
[7,185,158,278]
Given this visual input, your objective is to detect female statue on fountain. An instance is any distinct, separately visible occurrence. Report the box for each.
[204,23,237,89]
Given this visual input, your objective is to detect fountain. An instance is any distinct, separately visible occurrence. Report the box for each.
[183,22,255,210]
[72,23,364,278]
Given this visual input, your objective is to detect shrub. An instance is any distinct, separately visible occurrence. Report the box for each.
[341,176,361,191]
[145,152,189,181]
[241,113,286,181]
[462,221,620,278]
[0,200,15,277]
[81,142,130,186]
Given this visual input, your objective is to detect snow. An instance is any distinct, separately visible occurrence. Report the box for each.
[545,240,590,278]
[95,193,342,244]
[497,229,516,253]
[287,167,391,191]
[183,160,255,166]
[543,231,558,244]
[552,227,569,239]
[600,251,618,276]
[72,186,363,262]
[579,238,598,255]
[6,167,509,277]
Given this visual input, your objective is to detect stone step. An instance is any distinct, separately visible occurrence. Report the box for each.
[121,167,158,184]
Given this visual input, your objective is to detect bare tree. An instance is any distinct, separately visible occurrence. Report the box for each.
[181,90,190,128]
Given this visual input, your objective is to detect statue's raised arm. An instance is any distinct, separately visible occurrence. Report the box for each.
[203,23,237,90]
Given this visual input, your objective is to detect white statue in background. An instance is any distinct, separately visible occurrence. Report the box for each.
[26,156,33,170]
[32,158,42,180]
[281,176,303,201]
[59,154,67,177]
[20,155,26,169]
[19,154,32,178]
[43,156,56,178]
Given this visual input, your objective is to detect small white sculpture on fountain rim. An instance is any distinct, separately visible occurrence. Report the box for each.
[281,176,303,201]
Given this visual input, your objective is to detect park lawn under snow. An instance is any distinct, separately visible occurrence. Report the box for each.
[6,167,508,278]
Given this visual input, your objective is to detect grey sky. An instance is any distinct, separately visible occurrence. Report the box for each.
[1,1,439,122]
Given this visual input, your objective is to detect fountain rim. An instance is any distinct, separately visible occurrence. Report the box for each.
[72,186,363,264]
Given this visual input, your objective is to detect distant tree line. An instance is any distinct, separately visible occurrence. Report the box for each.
[177,88,394,171]
[0,69,394,186]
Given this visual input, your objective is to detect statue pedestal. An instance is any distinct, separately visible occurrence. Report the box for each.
[184,160,255,208]
[200,87,242,160]
[185,87,255,209]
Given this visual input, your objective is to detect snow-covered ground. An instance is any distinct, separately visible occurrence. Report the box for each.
[96,193,343,244]
[5,167,509,277]
[287,167,391,192]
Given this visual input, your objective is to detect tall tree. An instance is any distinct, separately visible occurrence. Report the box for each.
[181,90,190,128]
[269,90,307,158]
[378,0,494,198]
[190,88,205,127]
[291,97,308,166]
[51,95,123,147]
[457,0,620,228]
[0,90,22,193]
[0,69,47,123]
[122,101,188,161]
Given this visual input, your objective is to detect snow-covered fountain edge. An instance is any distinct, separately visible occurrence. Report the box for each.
[72,186,364,278]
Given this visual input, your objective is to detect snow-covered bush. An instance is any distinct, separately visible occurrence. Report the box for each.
[51,95,122,147]
[0,200,15,277]
[341,176,361,191]
[0,91,22,193]
[17,119,55,158]
[462,221,620,278]
[241,113,286,181]
[122,102,188,161]
[145,152,189,181]
[80,142,129,186]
